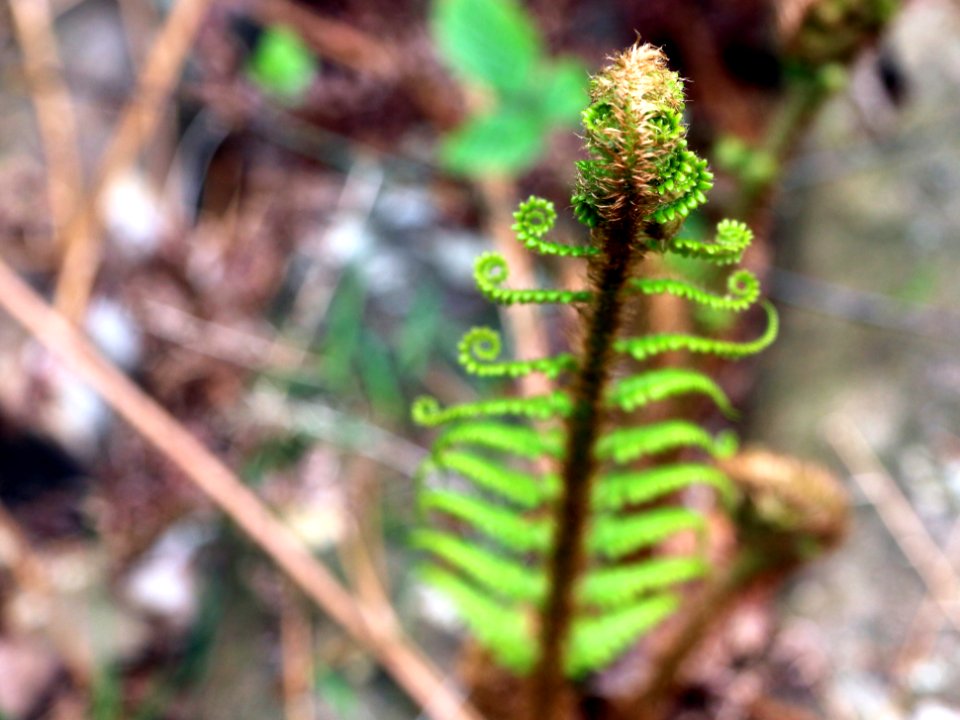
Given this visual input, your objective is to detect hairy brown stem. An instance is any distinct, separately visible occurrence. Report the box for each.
[531,218,639,720]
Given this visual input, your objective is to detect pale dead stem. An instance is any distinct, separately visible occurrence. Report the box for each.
[825,416,960,635]
[8,0,85,243]
[896,461,960,673]
[115,0,159,68]
[338,456,394,614]
[54,0,215,323]
[279,582,316,720]
[140,299,318,371]
[0,256,486,720]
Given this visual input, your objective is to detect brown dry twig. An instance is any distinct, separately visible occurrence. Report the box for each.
[54,0,215,323]
[0,255,485,720]
[279,582,316,720]
[825,415,960,634]
[8,0,85,243]
[338,456,394,615]
[897,503,960,673]
[141,299,317,371]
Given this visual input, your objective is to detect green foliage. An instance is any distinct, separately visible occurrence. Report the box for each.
[431,0,588,174]
[314,670,359,719]
[248,25,317,100]
[432,0,541,94]
[713,135,778,186]
[412,44,778,680]
[440,109,546,175]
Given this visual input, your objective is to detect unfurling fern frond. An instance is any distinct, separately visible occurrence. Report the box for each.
[474,253,593,305]
[458,327,577,379]
[513,196,599,257]
[412,42,778,707]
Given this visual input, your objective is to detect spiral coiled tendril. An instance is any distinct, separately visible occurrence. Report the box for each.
[648,109,683,142]
[475,253,593,305]
[458,327,578,379]
[668,219,753,265]
[650,148,714,224]
[512,197,599,257]
[629,269,760,312]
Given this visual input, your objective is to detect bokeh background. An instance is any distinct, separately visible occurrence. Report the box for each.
[0,0,959,718]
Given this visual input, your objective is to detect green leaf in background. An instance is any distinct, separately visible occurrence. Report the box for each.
[895,260,938,304]
[431,0,541,94]
[395,282,443,377]
[440,108,544,174]
[539,59,589,124]
[319,269,365,390]
[248,25,317,100]
[358,335,405,420]
[314,669,359,718]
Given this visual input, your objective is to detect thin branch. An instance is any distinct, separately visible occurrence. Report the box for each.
[54,0,215,322]
[279,581,317,720]
[9,0,85,242]
[248,390,427,479]
[0,255,485,720]
[824,415,960,634]
[141,299,318,371]
[338,456,394,615]
[115,0,158,69]
[897,440,960,671]
[771,268,960,341]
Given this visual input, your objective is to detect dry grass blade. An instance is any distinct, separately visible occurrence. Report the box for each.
[0,256,485,720]
[54,0,215,323]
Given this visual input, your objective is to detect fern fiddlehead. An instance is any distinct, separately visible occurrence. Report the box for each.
[412,43,777,718]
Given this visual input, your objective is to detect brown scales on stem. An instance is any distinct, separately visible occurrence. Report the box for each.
[532,219,642,719]
[531,44,690,720]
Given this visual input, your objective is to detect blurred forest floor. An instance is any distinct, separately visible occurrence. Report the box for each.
[0,0,959,718]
